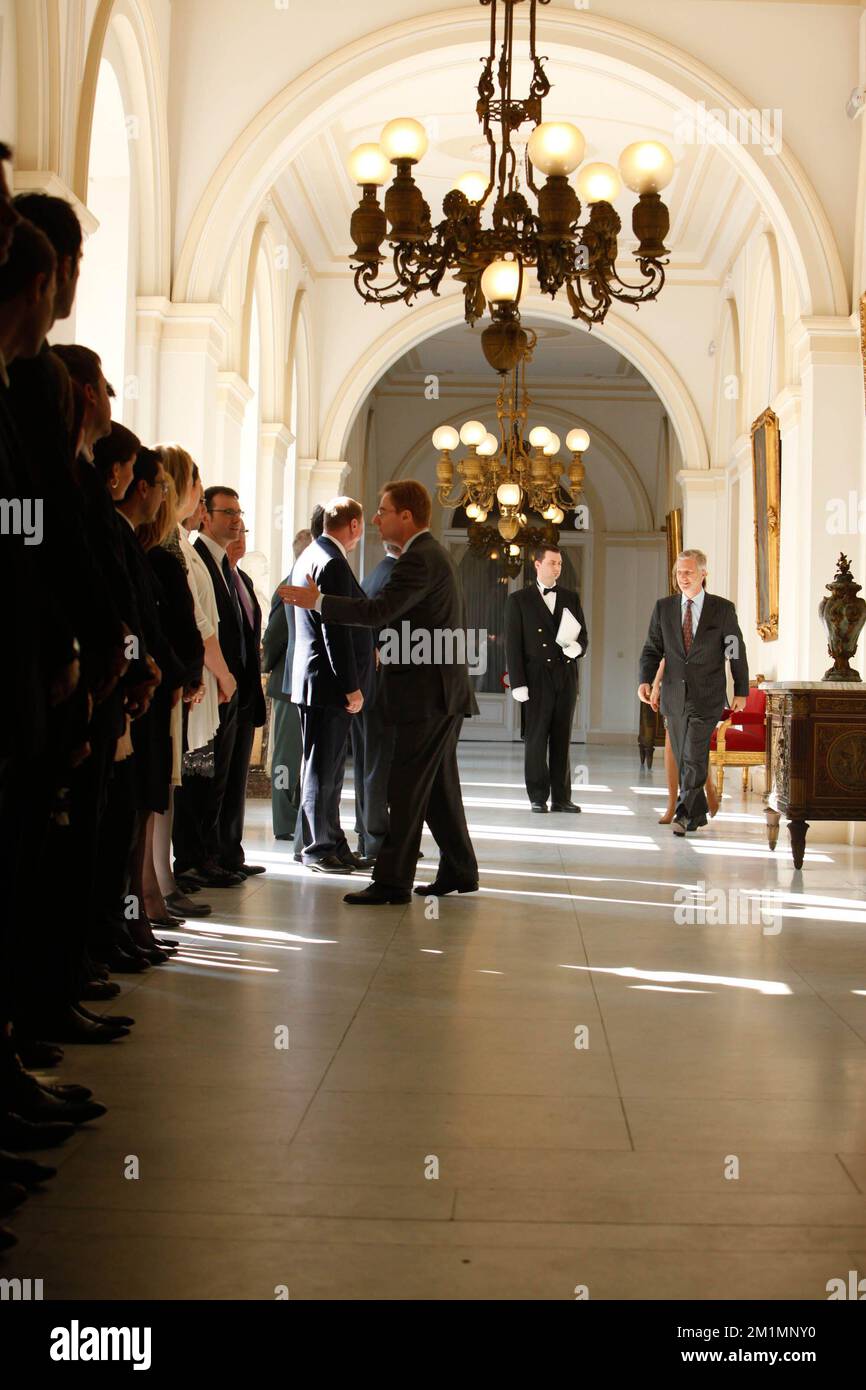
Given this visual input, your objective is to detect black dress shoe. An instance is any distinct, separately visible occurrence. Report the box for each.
[79,979,121,1001]
[40,1083,93,1105]
[139,946,171,965]
[24,1007,129,1045]
[672,817,688,836]
[0,1112,76,1150]
[232,864,266,877]
[352,855,377,871]
[0,1151,57,1185]
[148,913,182,928]
[10,1082,107,1127]
[551,802,581,813]
[343,883,411,905]
[14,1041,63,1070]
[95,946,150,974]
[188,865,245,888]
[76,1005,134,1028]
[530,802,548,813]
[293,852,303,862]
[413,879,479,897]
[308,854,356,874]
[173,874,202,894]
[0,1181,28,1214]
[165,891,211,918]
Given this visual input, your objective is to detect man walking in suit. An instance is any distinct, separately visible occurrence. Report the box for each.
[638,548,749,835]
[280,480,479,906]
[351,539,401,863]
[173,485,248,887]
[291,498,375,873]
[221,521,267,876]
[505,545,588,813]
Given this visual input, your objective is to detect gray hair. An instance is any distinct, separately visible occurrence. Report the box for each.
[677,548,708,573]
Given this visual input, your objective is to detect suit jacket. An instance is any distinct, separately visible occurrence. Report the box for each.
[639,591,749,720]
[194,536,260,716]
[291,536,375,709]
[318,531,477,726]
[263,585,293,703]
[235,565,267,727]
[504,583,588,691]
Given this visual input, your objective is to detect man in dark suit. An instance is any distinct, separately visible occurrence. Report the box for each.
[639,548,749,834]
[504,544,588,813]
[173,485,248,887]
[281,479,478,906]
[351,539,401,863]
[291,498,375,873]
[221,522,267,876]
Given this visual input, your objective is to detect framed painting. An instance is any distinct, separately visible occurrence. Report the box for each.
[751,406,781,641]
[665,508,682,595]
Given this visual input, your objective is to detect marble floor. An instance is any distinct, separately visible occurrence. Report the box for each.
[4,744,866,1300]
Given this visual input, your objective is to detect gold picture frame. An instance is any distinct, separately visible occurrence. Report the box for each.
[665,508,682,595]
[751,407,781,642]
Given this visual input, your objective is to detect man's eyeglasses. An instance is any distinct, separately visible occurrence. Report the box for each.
[151,479,169,495]
[374,505,397,517]
[210,507,244,519]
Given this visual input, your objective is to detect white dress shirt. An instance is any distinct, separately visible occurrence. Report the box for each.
[681,587,705,635]
[197,531,232,592]
[537,579,557,615]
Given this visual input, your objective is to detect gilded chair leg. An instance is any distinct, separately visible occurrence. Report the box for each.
[717,765,724,799]
[742,766,749,794]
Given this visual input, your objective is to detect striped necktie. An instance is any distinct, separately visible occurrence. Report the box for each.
[683,598,694,654]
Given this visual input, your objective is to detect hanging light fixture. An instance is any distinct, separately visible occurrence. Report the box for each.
[431,328,590,569]
[346,0,673,368]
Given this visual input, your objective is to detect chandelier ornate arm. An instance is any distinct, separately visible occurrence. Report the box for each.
[345,0,674,340]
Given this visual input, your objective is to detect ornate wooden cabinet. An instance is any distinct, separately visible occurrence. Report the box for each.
[762,682,866,868]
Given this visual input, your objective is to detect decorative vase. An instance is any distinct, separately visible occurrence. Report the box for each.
[818,553,866,682]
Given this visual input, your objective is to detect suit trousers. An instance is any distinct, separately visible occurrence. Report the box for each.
[351,684,397,859]
[665,705,717,827]
[298,704,352,863]
[221,708,256,869]
[270,699,302,838]
[523,666,578,805]
[373,714,477,891]
[173,693,238,872]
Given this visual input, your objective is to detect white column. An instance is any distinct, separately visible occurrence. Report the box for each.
[213,372,253,494]
[257,422,293,593]
[132,296,169,443]
[154,303,230,472]
[294,456,317,536]
[308,461,350,510]
[774,385,803,679]
[676,467,729,587]
[789,317,864,679]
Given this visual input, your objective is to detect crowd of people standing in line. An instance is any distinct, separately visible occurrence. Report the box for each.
[0,144,270,1250]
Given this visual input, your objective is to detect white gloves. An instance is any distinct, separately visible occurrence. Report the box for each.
[511,686,530,703]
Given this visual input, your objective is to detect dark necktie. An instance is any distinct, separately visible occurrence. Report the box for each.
[683,598,694,654]
[543,587,556,597]
[222,554,247,657]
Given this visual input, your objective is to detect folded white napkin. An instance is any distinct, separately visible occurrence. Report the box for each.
[556,607,583,659]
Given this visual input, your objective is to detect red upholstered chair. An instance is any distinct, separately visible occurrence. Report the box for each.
[709,678,767,797]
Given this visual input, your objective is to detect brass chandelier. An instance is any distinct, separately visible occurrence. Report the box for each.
[346,0,673,370]
[431,327,590,547]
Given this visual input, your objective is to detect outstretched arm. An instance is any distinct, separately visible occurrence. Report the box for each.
[279,544,430,629]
